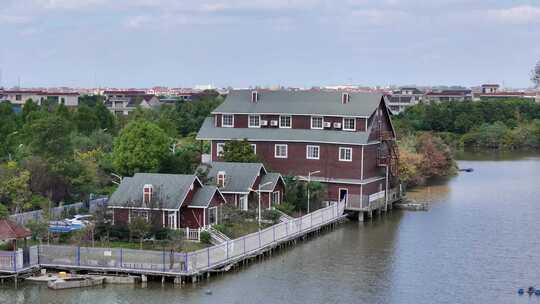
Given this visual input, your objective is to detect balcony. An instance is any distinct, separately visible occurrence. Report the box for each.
[343,188,402,211]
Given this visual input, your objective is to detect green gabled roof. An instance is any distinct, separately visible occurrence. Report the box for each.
[197,117,373,145]
[199,162,265,193]
[212,90,383,117]
[189,186,220,208]
[259,172,284,192]
[108,173,198,210]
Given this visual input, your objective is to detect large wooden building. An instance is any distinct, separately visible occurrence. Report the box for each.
[197,90,400,213]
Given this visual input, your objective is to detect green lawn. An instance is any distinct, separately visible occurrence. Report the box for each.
[216,221,272,239]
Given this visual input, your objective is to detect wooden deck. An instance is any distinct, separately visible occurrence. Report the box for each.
[1,202,346,279]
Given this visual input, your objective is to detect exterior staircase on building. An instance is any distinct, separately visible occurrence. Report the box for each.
[207,227,231,245]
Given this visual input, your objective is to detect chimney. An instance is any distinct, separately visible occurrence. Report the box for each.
[342,92,350,104]
[251,91,258,103]
[217,171,226,188]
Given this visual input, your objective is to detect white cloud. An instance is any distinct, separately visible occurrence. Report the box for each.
[34,0,109,10]
[124,15,151,29]
[487,5,540,24]
[0,15,31,25]
[351,8,408,25]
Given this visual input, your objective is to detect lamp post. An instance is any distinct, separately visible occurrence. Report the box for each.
[249,181,272,228]
[307,170,320,214]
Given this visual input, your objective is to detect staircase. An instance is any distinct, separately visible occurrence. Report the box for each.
[207,227,231,245]
[274,209,294,223]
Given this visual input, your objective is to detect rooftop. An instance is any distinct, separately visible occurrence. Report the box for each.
[197,117,374,145]
[108,173,199,210]
[211,89,384,117]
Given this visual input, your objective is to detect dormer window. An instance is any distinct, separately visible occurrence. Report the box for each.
[143,184,153,204]
[251,91,258,103]
[217,171,226,188]
[342,93,350,104]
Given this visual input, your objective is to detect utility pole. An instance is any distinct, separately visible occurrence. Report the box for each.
[307,170,320,213]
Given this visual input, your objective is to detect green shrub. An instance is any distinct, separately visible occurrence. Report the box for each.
[212,224,226,234]
[275,202,295,215]
[200,231,212,244]
[262,210,281,223]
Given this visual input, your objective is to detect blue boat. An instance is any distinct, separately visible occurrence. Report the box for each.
[48,221,84,233]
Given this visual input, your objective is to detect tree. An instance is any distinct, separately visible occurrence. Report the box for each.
[22,99,40,123]
[23,114,73,160]
[128,217,151,249]
[113,120,169,176]
[95,100,116,132]
[222,139,259,163]
[0,102,19,160]
[532,61,540,88]
[0,203,8,219]
[26,219,49,242]
[0,162,32,213]
[73,105,99,135]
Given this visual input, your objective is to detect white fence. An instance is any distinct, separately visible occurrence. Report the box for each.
[9,197,108,226]
[3,202,344,275]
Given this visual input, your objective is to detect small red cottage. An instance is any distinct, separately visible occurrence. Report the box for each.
[198,162,285,210]
[108,173,226,229]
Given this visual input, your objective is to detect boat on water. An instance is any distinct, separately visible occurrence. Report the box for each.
[458,168,474,172]
[47,276,105,290]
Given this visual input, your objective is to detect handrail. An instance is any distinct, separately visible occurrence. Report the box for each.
[3,202,345,275]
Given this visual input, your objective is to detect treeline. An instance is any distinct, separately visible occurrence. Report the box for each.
[395,99,540,149]
[398,133,457,187]
[0,92,222,214]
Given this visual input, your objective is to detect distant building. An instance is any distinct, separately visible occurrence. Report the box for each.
[481,84,500,94]
[103,90,160,115]
[387,87,424,114]
[425,89,473,103]
[0,89,79,108]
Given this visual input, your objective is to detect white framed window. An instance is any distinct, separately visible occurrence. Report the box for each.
[339,147,352,162]
[279,115,292,128]
[143,184,153,204]
[271,191,280,205]
[248,115,261,128]
[129,210,149,223]
[306,145,320,160]
[343,117,356,131]
[274,144,288,158]
[311,116,323,129]
[250,144,257,154]
[216,143,225,157]
[222,114,234,127]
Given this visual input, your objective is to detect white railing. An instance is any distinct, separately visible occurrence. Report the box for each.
[22,201,345,275]
[185,227,201,241]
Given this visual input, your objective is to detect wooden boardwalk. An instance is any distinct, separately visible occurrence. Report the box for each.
[1,202,346,280]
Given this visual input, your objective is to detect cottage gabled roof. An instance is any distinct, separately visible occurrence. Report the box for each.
[211,90,383,117]
[259,172,284,192]
[188,186,224,208]
[199,162,266,193]
[197,117,373,145]
[108,173,198,210]
[0,219,31,241]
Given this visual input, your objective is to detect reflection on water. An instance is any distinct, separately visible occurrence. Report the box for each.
[1,151,540,304]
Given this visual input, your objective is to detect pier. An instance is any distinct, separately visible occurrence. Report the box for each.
[1,201,346,284]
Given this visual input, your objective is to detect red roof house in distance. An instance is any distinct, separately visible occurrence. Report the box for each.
[197,90,401,216]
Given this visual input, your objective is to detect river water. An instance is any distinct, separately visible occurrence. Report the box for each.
[1,151,540,304]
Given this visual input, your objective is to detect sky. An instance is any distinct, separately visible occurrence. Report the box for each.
[1,0,540,89]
